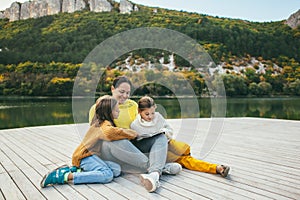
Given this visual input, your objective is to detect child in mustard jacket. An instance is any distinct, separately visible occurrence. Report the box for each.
[130,96,230,177]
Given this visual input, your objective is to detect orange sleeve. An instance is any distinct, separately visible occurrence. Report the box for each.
[101,121,137,141]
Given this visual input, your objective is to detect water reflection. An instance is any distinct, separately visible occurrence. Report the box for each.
[234,98,299,119]
[0,97,74,129]
[0,97,299,129]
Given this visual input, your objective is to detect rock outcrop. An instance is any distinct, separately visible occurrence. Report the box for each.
[62,0,75,13]
[119,0,133,14]
[90,0,112,12]
[21,0,48,19]
[9,2,21,21]
[0,0,138,22]
[286,9,300,29]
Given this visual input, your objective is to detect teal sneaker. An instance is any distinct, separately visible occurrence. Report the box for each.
[40,165,70,188]
[69,166,82,173]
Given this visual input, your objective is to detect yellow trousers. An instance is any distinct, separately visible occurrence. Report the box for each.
[166,139,218,174]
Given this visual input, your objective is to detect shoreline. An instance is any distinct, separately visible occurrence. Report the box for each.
[1,95,299,99]
[1,117,299,131]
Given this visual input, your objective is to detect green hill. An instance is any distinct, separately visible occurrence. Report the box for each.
[0,6,299,64]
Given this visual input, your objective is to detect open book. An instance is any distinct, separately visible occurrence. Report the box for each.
[136,131,165,141]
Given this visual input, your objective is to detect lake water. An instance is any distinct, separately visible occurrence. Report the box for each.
[0,96,299,129]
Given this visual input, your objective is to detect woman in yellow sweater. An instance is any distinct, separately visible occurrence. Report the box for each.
[41,95,137,187]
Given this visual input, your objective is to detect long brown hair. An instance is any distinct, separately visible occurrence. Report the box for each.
[92,95,118,127]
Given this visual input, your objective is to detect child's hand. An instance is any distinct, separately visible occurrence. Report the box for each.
[160,128,173,140]
[130,130,138,139]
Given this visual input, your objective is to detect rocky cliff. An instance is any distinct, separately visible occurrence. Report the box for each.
[286,9,300,29]
[0,0,138,21]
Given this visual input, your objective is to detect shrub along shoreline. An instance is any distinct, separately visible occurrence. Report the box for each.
[0,61,299,97]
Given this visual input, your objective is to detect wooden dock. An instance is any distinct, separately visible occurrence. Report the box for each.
[0,118,300,199]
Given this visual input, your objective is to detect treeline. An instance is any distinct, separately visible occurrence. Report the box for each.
[0,62,80,95]
[0,61,299,96]
[0,7,299,65]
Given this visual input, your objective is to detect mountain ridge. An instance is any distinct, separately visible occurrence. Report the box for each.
[1,0,299,29]
[0,0,139,21]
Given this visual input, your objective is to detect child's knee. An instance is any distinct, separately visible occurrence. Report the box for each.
[106,161,121,177]
[168,139,191,156]
[183,145,191,155]
[112,165,121,177]
[100,170,114,183]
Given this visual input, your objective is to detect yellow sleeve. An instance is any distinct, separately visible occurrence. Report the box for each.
[114,99,138,129]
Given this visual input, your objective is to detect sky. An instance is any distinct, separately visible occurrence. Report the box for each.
[0,0,299,22]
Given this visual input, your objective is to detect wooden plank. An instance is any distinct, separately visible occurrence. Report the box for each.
[1,130,90,199]
[131,172,222,199]
[61,184,107,199]
[22,128,76,158]
[211,149,300,181]
[114,175,169,200]
[14,128,71,165]
[104,177,151,200]
[159,179,209,200]
[207,153,300,188]
[0,133,68,199]
[213,135,300,162]
[0,161,26,200]
[182,169,290,200]
[126,174,212,199]
[163,171,259,199]
[0,118,299,199]
[190,153,299,198]
[204,155,300,199]
[30,125,81,147]
[0,148,45,199]
[87,184,127,200]
[0,136,63,199]
[0,189,5,200]
[1,132,59,172]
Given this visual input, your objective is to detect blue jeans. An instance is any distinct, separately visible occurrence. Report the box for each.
[73,155,121,184]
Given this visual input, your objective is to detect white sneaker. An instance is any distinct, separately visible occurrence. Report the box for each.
[162,162,182,175]
[139,172,160,192]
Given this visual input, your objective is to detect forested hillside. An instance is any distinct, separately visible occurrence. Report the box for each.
[0,5,299,96]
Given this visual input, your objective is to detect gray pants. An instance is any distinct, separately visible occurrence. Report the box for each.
[101,134,168,174]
